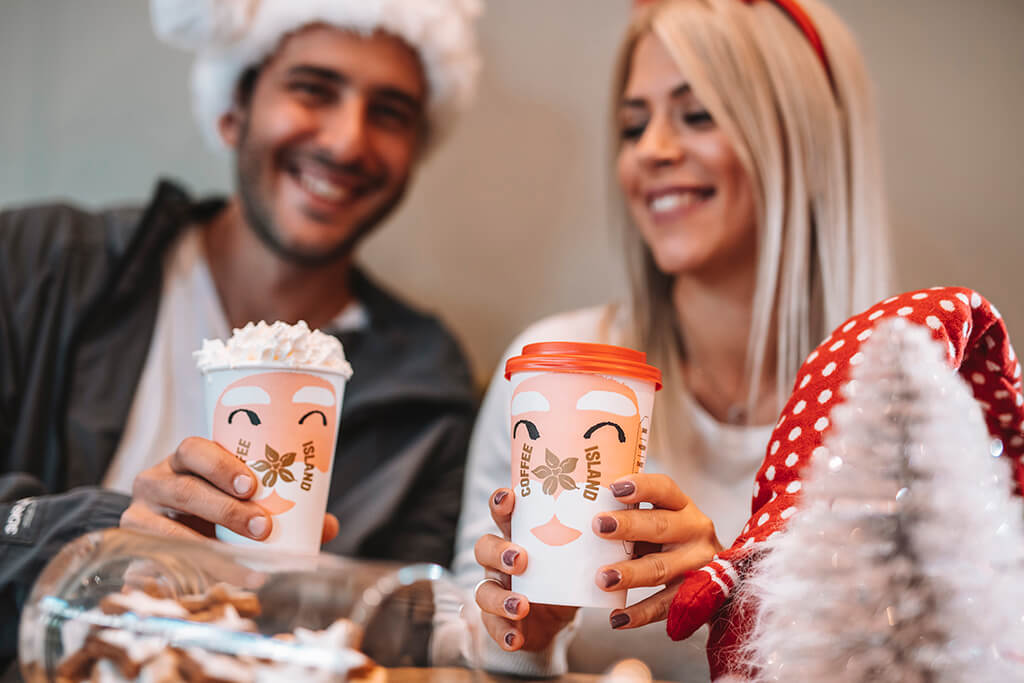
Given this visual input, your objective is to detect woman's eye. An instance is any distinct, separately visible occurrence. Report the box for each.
[683,110,714,127]
[228,409,261,426]
[620,123,647,141]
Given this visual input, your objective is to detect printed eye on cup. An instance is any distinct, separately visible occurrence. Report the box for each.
[195,322,353,556]
[505,342,661,608]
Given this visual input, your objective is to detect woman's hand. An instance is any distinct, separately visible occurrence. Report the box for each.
[120,436,338,545]
[473,488,577,651]
[592,473,723,630]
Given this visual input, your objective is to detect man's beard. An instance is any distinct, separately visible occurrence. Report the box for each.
[233,125,409,268]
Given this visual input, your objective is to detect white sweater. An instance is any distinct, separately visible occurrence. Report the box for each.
[451,306,771,681]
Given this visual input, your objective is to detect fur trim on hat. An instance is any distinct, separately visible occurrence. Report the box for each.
[151,0,481,152]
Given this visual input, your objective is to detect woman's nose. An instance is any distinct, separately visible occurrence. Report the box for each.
[636,113,684,167]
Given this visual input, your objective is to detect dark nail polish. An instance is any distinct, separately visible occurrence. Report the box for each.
[610,481,635,497]
[600,569,621,589]
[596,516,617,534]
[504,596,520,615]
[610,613,630,629]
[493,490,508,506]
[504,631,516,647]
[501,548,519,568]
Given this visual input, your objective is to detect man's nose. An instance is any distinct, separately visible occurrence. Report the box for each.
[317,95,373,164]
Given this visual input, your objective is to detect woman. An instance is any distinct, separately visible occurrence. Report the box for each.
[454,0,889,677]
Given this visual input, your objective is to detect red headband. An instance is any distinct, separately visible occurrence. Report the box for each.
[634,0,834,86]
[741,0,833,85]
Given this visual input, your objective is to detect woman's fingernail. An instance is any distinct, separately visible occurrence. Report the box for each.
[501,548,519,568]
[594,516,617,534]
[493,490,508,506]
[600,569,621,589]
[504,631,516,648]
[610,481,635,497]
[504,596,520,615]
[234,475,254,496]
[247,516,268,538]
[610,613,630,629]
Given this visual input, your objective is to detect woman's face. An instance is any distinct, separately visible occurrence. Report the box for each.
[616,32,757,280]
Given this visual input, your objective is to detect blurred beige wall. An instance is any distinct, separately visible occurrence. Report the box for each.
[1,1,1021,384]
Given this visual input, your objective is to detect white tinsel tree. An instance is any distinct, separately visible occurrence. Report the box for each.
[741,319,1024,682]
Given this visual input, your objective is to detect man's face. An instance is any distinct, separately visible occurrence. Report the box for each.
[221,24,427,266]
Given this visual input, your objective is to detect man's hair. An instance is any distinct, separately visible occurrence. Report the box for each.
[153,0,481,153]
[235,65,262,108]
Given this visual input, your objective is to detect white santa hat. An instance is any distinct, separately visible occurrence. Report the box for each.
[150,0,482,152]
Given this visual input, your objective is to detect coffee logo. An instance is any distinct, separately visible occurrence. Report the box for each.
[250,444,296,487]
[518,443,534,497]
[583,445,602,501]
[235,438,251,462]
[301,441,316,491]
[532,449,578,496]
[634,417,650,473]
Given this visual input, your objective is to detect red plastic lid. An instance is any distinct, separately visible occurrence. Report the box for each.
[505,341,662,390]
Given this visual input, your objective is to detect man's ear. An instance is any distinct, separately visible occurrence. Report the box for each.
[218,107,244,149]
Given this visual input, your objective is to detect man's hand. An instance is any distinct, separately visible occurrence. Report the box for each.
[120,437,338,544]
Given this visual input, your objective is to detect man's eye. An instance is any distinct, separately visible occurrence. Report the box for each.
[299,410,327,426]
[583,421,626,443]
[370,103,413,130]
[289,82,333,101]
[228,409,261,426]
[513,419,541,440]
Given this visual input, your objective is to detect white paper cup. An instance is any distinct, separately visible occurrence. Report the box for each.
[201,364,348,556]
[504,343,660,608]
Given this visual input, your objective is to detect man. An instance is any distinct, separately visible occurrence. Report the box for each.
[0,0,480,668]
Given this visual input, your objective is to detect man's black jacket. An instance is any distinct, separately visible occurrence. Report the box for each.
[0,181,476,670]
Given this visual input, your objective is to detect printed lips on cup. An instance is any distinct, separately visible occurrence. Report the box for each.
[504,342,662,608]
[194,321,353,556]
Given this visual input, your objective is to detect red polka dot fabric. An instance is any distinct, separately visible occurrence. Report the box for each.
[665,287,1024,678]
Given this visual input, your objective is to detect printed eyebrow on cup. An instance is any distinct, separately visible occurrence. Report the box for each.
[575,390,637,417]
[221,386,272,407]
[513,419,541,440]
[583,421,626,443]
[511,391,551,416]
[292,386,335,406]
[299,410,327,426]
[228,409,262,426]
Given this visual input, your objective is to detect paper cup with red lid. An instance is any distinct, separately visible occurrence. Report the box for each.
[504,342,662,608]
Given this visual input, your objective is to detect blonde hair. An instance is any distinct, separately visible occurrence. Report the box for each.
[613,0,890,442]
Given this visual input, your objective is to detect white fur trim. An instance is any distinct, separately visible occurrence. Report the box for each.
[151,0,259,49]
[153,0,481,152]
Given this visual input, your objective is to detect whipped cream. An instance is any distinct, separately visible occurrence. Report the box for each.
[194,321,353,377]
